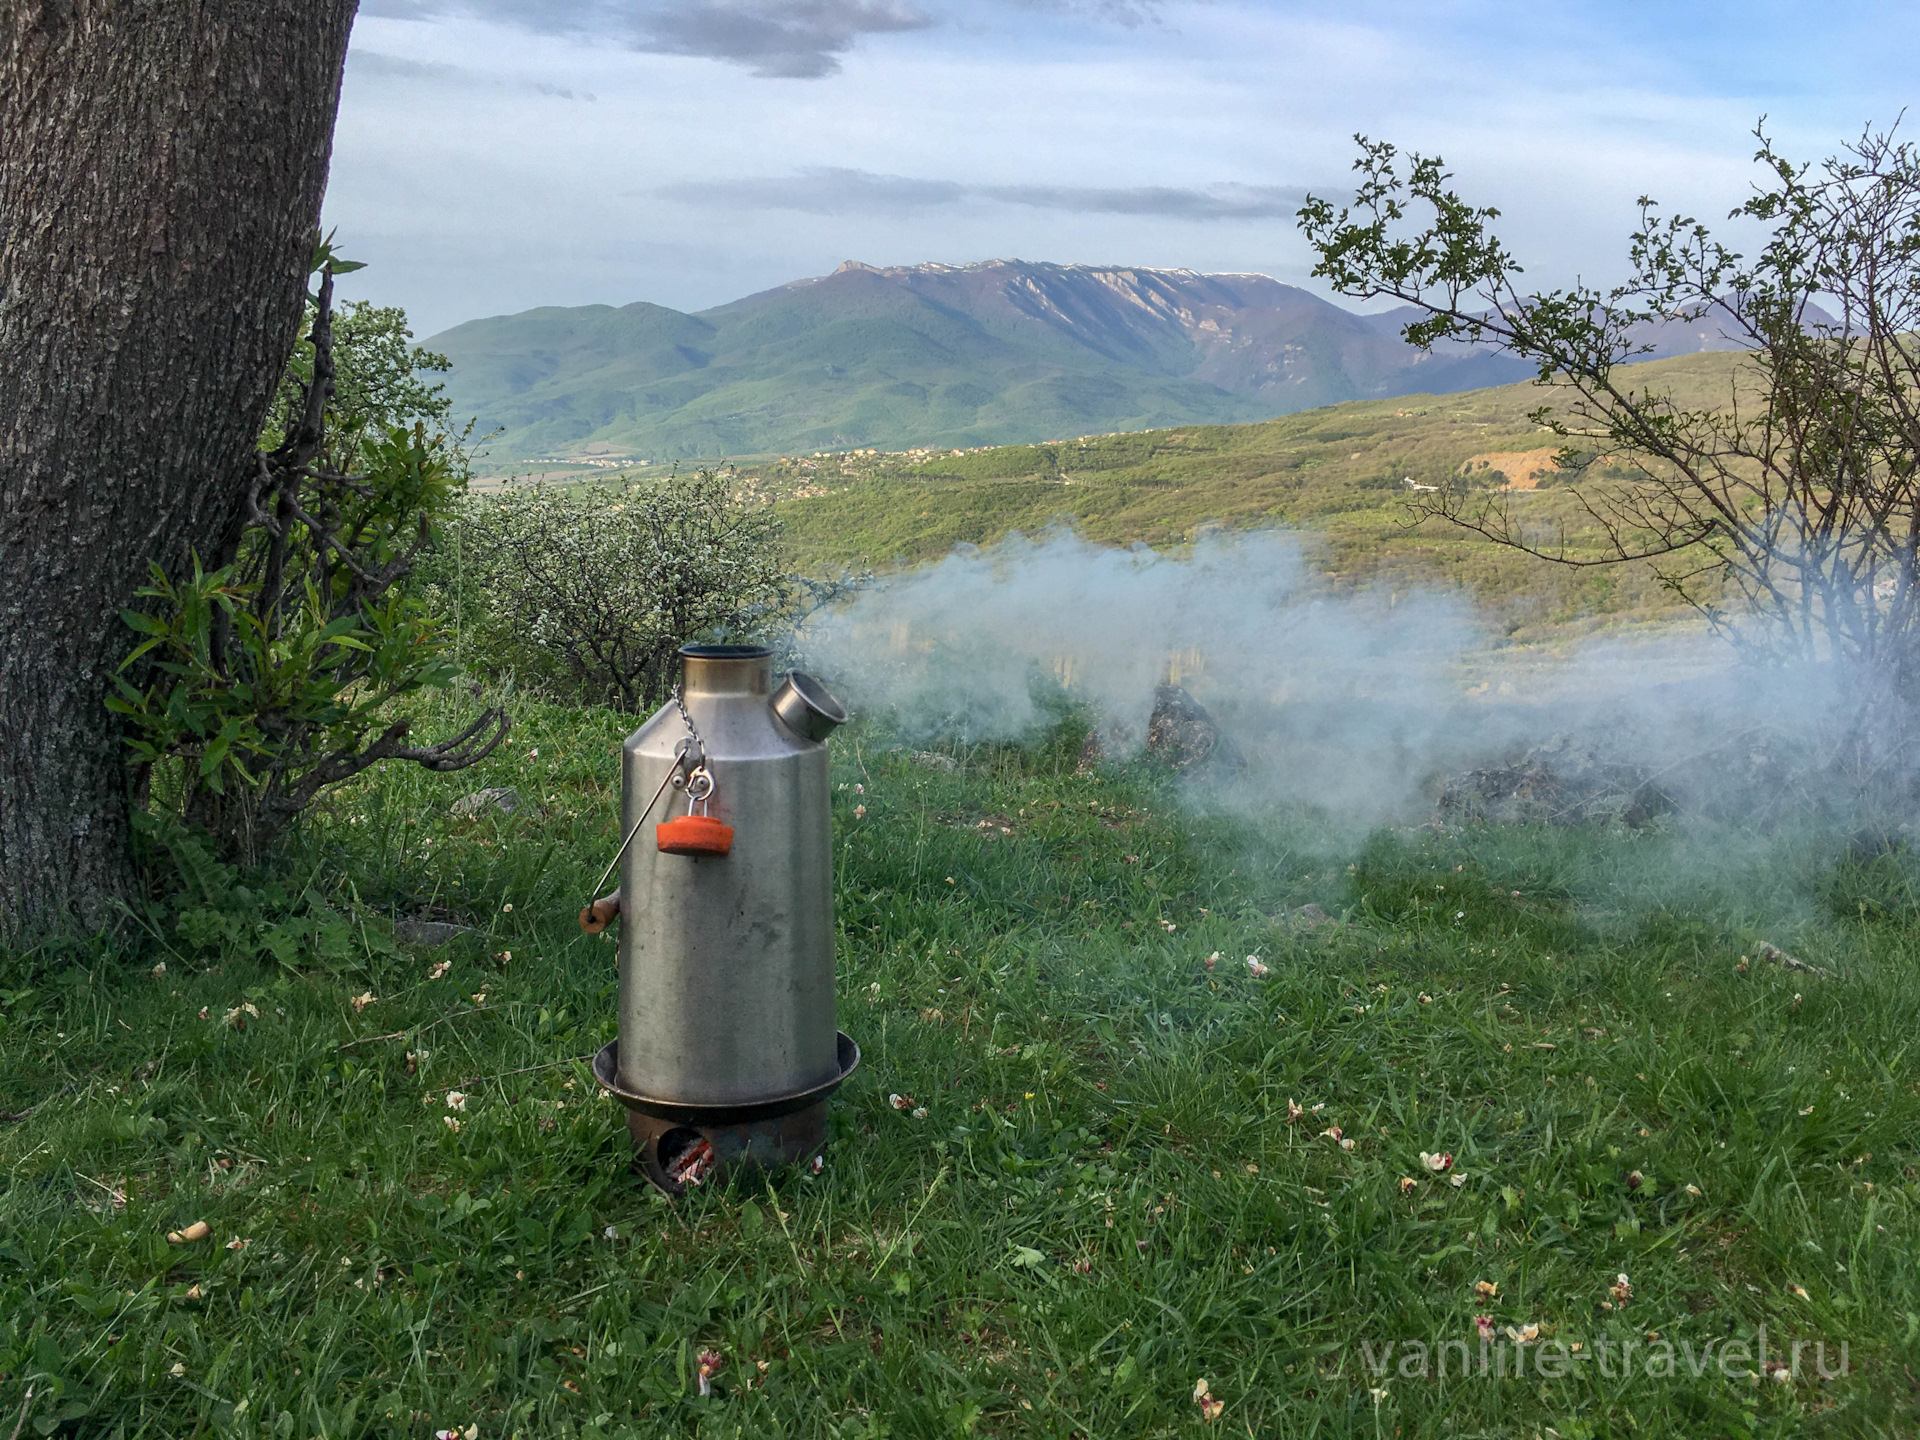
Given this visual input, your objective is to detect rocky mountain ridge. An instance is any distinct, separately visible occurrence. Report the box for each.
[429,258,1750,465]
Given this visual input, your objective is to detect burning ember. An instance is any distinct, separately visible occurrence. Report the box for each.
[668,1138,716,1187]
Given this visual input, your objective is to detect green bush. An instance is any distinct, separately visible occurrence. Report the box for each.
[111,245,505,865]
[261,288,455,467]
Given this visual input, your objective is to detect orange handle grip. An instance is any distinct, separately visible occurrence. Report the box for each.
[657,814,734,856]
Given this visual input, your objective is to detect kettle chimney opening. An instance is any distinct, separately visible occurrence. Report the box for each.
[679,642,774,696]
[678,643,774,658]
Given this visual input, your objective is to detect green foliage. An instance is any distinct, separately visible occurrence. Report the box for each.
[128,810,392,975]
[263,297,453,468]
[2,701,1918,1435]
[110,430,463,840]
[111,253,506,863]
[434,470,797,711]
[1817,837,1920,922]
[1299,123,1920,691]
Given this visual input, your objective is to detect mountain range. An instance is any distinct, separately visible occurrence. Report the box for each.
[426,259,1753,465]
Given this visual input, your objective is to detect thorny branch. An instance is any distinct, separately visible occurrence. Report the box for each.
[8,1384,37,1440]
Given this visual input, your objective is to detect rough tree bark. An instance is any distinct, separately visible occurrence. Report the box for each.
[0,1,360,942]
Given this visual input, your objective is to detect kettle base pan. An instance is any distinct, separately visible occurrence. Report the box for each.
[591,1034,860,1196]
[624,1102,828,1197]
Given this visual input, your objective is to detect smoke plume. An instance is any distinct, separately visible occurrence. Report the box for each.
[799,527,1876,833]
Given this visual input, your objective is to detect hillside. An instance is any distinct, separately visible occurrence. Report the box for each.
[430,260,1749,468]
[742,349,1749,642]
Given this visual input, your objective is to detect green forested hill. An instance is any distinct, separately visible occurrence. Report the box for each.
[430,260,1546,465]
[433,260,1752,470]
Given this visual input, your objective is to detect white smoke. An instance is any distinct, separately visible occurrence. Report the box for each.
[798,526,1879,832]
[802,528,1471,819]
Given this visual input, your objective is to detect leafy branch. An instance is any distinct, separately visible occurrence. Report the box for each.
[111,245,506,861]
[1299,122,1920,705]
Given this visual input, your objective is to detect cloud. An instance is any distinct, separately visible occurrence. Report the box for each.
[348,50,463,80]
[639,0,934,76]
[361,0,934,79]
[657,166,1304,218]
[1003,0,1174,25]
[658,167,964,213]
[984,181,1308,218]
[346,48,597,100]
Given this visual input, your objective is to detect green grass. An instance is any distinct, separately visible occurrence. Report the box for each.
[4,698,1919,1437]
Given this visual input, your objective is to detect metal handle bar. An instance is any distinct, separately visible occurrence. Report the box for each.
[587,744,689,901]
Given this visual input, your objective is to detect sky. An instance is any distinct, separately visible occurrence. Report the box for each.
[325,0,1920,339]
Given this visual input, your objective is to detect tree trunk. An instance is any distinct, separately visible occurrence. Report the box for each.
[0,1,359,942]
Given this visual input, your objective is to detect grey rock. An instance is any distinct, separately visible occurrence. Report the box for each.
[450,786,521,818]
[1080,684,1244,773]
[1437,734,1671,829]
[909,751,959,772]
[1145,684,1244,771]
[394,919,475,948]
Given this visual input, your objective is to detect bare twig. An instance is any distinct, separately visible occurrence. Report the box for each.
[1756,941,1833,979]
[334,1003,505,1050]
[7,1384,36,1440]
[77,1172,128,1208]
[280,707,509,817]
[393,707,511,772]
[265,267,336,474]
[0,1084,71,1123]
[334,1030,411,1050]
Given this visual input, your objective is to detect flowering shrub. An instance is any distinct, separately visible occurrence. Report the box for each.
[438,470,795,711]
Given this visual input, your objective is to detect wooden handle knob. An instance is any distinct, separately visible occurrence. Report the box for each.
[578,890,621,934]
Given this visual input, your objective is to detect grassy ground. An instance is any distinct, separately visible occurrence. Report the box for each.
[4,698,1918,1438]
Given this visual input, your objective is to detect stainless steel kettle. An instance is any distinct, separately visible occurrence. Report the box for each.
[587,644,857,1191]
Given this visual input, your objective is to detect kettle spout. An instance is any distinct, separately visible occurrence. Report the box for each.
[771,671,847,742]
